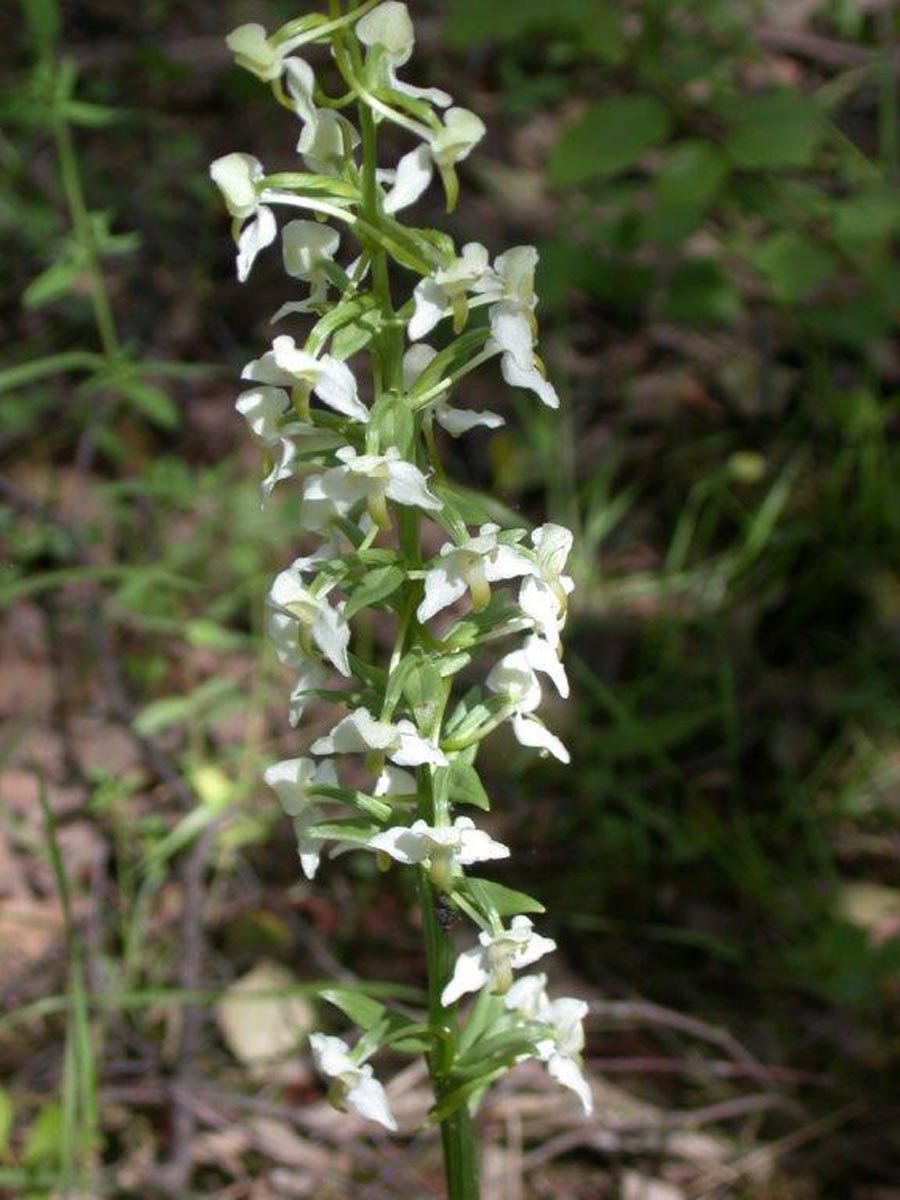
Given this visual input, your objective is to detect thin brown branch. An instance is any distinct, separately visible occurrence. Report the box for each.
[589,998,765,1074]
[757,25,900,69]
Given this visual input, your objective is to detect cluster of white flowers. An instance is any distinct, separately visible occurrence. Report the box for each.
[213,0,590,1138]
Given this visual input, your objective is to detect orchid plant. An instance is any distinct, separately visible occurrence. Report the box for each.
[212,4,589,1194]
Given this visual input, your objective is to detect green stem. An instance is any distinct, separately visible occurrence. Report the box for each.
[52,101,121,361]
[351,55,480,1197]
[416,781,480,1200]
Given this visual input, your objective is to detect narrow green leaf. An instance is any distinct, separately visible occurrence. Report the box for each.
[303,819,380,844]
[22,1103,63,1168]
[60,100,122,127]
[0,352,102,394]
[321,988,387,1031]
[22,259,82,308]
[307,294,380,357]
[459,877,545,917]
[22,0,60,52]
[117,379,179,429]
[0,1089,12,1155]
[445,761,490,811]
[343,565,405,620]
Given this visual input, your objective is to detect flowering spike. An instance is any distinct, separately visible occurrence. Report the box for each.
[211,0,587,1178]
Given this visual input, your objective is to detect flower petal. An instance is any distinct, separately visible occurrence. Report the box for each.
[434,404,505,438]
[310,1032,354,1077]
[237,205,277,282]
[518,576,562,647]
[210,152,263,219]
[384,459,442,510]
[402,343,438,389]
[524,635,569,699]
[289,660,330,727]
[313,356,369,423]
[263,756,317,815]
[346,1071,398,1131]
[373,766,417,798]
[282,218,340,280]
[226,23,284,81]
[409,278,449,341]
[441,946,489,1006]
[284,57,318,128]
[311,708,397,756]
[546,1052,593,1116]
[356,1,415,64]
[511,712,570,764]
[484,542,535,584]
[456,826,511,865]
[430,107,486,167]
[311,603,352,677]
[489,302,534,370]
[500,351,560,410]
[384,145,433,215]
[393,721,447,767]
[235,385,289,442]
[366,823,429,865]
[417,563,467,623]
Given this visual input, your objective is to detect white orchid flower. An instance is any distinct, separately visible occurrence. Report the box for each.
[263,756,338,878]
[367,816,509,887]
[260,434,299,499]
[538,997,593,1115]
[281,220,340,309]
[267,614,331,726]
[297,470,358,534]
[280,58,361,175]
[309,1033,398,1131]
[242,335,368,424]
[373,765,418,799]
[433,404,505,438]
[235,383,347,500]
[417,524,533,623]
[486,645,570,763]
[225,23,288,81]
[408,243,500,340]
[301,107,359,177]
[311,707,447,767]
[314,446,442,530]
[490,316,559,409]
[268,565,352,677]
[495,245,539,311]
[403,345,504,437]
[431,107,486,169]
[284,57,317,127]
[264,755,337,817]
[384,107,485,215]
[209,152,277,282]
[267,609,305,667]
[504,974,592,1115]
[481,244,560,408]
[234,384,300,500]
[235,384,289,443]
[521,635,569,700]
[441,915,556,1006]
[356,1,451,108]
[518,523,575,648]
[289,659,330,727]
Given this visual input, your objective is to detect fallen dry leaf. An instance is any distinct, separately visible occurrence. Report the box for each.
[216,960,315,1068]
